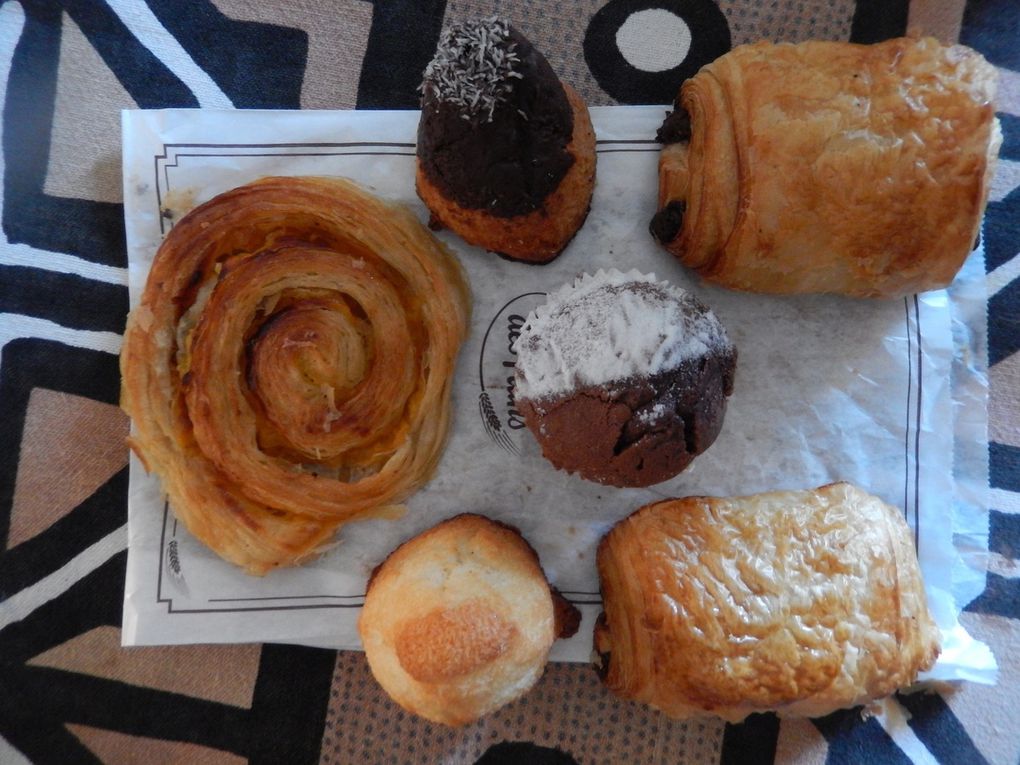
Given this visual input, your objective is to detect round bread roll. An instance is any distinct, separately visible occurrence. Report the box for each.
[358,514,580,726]
[415,17,596,264]
[513,270,736,487]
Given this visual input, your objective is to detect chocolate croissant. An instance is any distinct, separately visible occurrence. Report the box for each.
[652,37,1000,298]
[594,483,940,721]
[120,177,470,574]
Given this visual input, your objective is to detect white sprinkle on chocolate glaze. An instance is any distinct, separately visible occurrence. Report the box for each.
[421,16,523,122]
[513,270,733,401]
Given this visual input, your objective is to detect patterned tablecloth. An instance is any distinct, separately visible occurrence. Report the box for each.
[1,1,1018,763]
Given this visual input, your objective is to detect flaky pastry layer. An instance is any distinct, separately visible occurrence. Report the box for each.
[595,483,940,721]
[121,177,470,574]
[658,37,1000,297]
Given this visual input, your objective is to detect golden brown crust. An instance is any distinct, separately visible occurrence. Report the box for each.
[359,514,575,726]
[394,601,517,683]
[120,177,470,574]
[657,37,1000,297]
[594,483,940,721]
[416,84,596,264]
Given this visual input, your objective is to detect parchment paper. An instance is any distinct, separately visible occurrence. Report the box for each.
[120,107,995,681]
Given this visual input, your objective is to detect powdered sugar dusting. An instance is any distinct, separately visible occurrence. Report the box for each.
[513,269,732,401]
[421,17,523,123]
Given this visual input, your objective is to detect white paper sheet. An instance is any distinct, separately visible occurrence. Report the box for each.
[120,107,995,681]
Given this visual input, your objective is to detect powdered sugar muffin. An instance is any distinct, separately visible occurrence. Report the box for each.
[513,270,737,487]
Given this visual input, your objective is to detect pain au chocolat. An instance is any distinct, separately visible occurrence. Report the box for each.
[652,37,1000,297]
[595,483,940,721]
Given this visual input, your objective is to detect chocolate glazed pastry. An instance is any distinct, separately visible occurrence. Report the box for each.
[513,270,736,487]
[416,18,596,264]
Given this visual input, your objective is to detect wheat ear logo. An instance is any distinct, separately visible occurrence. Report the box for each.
[477,292,546,454]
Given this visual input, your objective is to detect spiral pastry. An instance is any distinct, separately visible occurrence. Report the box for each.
[121,177,471,574]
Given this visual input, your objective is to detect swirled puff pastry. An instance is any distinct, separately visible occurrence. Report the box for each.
[120,177,470,574]
[594,483,940,721]
[359,514,580,726]
[652,37,1000,297]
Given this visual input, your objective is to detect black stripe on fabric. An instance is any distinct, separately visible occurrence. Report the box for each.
[990,442,1020,492]
[988,278,1020,366]
[0,551,261,763]
[720,713,779,765]
[3,0,194,269]
[961,0,1020,70]
[60,0,198,109]
[848,0,909,43]
[0,552,126,667]
[247,644,337,765]
[997,113,1020,161]
[0,469,127,603]
[144,0,307,108]
[2,0,127,268]
[0,339,121,548]
[0,664,251,754]
[812,709,913,765]
[964,572,1020,617]
[0,266,127,334]
[895,692,989,765]
[983,190,1020,274]
[356,0,448,108]
[988,508,1020,559]
[0,701,102,765]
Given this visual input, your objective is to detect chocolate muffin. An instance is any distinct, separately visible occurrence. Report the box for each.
[415,17,596,264]
[513,270,737,487]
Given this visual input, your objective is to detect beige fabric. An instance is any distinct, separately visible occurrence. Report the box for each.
[944,613,1020,764]
[44,12,133,205]
[990,355,1020,448]
[29,626,262,708]
[320,652,726,764]
[907,0,966,43]
[67,724,247,765]
[9,389,128,549]
[212,0,372,109]
[773,719,828,765]
[718,0,854,45]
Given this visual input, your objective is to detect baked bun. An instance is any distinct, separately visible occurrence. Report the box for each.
[513,270,736,487]
[595,483,940,721]
[359,514,580,726]
[416,17,596,264]
[651,37,1000,297]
